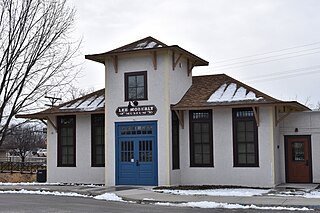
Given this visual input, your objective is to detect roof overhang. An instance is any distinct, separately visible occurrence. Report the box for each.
[85,45,209,67]
[16,108,105,120]
[171,101,310,112]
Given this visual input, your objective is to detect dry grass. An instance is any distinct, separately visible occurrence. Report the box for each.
[0,173,36,183]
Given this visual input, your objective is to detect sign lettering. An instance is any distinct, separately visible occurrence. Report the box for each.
[116,105,157,117]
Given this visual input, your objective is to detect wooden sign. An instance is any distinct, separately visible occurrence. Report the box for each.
[116,105,157,117]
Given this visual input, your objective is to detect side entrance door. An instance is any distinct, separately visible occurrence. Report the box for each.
[285,135,312,183]
[116,121,158,186]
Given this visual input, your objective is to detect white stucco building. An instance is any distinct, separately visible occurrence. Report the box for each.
[18,37,320,187]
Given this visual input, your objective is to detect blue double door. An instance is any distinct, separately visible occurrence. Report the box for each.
[116,121,158,186]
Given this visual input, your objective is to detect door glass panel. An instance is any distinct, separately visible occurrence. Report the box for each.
[121,141,134,162]
[292,142,304,161]
[120,125,153,135]
[139,140,152,162]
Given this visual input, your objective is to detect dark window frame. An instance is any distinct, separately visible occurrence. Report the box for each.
[91,114,105,167]
[189,110,213,167]
[233,108,259,167]
[124,71,148,101]
[172,111,180,170]
[57,115,76,167]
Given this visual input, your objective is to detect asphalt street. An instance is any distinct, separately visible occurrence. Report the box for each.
[0,194,316,213]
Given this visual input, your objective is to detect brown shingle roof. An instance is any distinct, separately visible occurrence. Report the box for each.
[172,74,310,111]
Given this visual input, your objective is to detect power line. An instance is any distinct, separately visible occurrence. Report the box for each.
[242,65,320,83]
[243,65,320,81]
[199,50,320,73]
[214,41,320,63]
[213,47,320,69]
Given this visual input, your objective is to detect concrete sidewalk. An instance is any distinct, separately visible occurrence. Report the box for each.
[0,184,320,209]
[114,185,320,209]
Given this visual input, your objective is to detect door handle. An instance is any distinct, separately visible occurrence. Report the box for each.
[136,160,139,166]
[306,160,309,166]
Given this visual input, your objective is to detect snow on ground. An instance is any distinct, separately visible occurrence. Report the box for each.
[0,189,125,202]
[94,193,124,202]
[155,201,312,211]
[154,188,271,197]
[0,189,89,197]
[303,191,320,198]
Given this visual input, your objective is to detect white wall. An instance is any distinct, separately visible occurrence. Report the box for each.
[104,51,192,186]
[47,115,105,184]
[178,107,277,187]
[280,111,320,183]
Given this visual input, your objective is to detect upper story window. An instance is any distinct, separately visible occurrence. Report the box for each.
[125,71,147,101]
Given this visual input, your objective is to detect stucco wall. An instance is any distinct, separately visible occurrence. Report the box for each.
[104,51,192,186]
[178,107,277,187]
[47,115,104,184]
[280,111,320,183]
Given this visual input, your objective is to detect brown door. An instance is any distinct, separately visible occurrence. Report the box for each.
[285,136,312,183]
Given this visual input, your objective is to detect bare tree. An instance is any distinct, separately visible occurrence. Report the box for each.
[0,0,80,145]
[65,85,95,101]
[3,124,46,162]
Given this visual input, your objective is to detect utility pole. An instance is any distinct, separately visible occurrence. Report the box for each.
[44,96,62,107]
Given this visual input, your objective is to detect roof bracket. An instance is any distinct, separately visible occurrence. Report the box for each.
[150,51,157,70]
[46,116,57,132]
[252,107,260,127]
[111,55,118,73]
[40,119,47,126]
[187,59,195,76]
[275,106,291,127]
[174,110,184,129]
[172,51,183,70]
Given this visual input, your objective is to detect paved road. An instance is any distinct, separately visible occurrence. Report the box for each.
[0,194,315,213]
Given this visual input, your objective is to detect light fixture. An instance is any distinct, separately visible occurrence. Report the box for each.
[127,100,138,110]
[127,102,133,110]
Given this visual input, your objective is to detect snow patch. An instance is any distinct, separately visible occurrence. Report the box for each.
[304,191,320,198]
[143,198,155,201]
[207,83,263,102]
[60,95,104,111]
[155,201,312,211]
[154,188,270,197]
[0,189,88,197]
[94,193,124,202]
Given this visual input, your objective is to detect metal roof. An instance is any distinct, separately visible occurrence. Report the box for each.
[16,89,105,119]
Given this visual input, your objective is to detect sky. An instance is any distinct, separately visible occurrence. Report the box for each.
[68,0,320,108]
